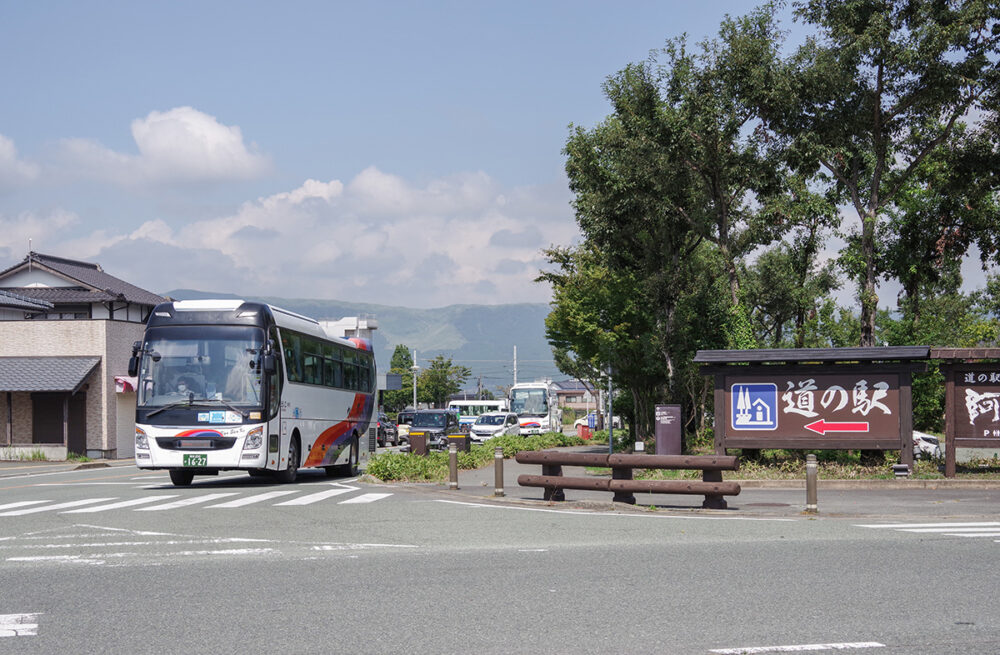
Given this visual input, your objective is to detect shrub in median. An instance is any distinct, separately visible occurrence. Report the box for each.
[365,432,589,482]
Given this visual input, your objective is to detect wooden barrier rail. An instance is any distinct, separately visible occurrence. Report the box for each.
[515,451,741,509]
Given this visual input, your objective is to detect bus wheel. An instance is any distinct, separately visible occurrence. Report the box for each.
[326,436,358,477]
[169,470,194,486]
[276,437,299,484]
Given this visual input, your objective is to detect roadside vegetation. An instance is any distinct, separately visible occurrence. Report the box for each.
[365,429,1000,483]
[365,432,594,482]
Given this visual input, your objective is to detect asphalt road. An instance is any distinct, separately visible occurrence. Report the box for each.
[2,462,999,654]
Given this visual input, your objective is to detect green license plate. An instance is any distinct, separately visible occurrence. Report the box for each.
[183,454,208,467]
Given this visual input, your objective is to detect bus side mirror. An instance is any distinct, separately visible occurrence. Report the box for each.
[263,354,276,374]
[128,341,140,376]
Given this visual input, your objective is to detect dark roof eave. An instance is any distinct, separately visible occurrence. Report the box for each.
[693,346,931,364]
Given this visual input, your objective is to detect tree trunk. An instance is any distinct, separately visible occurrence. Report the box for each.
[859,211,878,347]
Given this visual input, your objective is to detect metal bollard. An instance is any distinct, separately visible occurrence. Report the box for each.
[449,442,459,490]
[494,447,504,497]
[805,453,818,513]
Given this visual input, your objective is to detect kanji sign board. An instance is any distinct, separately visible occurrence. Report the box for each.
[706,364,916,456]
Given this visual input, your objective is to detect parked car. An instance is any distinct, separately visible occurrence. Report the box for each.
[376,412,397,447]
[913,430,942,459]
[470,411,521,443]
[573,413,622,429]
[395,409,415,443]
[406,409,461,450]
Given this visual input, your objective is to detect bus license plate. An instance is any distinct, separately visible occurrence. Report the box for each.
[183,454,207,467]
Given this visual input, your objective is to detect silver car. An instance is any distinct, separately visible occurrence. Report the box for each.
[470,411,521,443]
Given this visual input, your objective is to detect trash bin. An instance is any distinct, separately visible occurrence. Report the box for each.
[409,434,428,456]
[447,434,470,452]
[576,425,592,440]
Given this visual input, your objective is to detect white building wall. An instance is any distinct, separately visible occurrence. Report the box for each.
[1,269,76,287]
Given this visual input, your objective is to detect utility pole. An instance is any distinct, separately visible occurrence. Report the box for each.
[513,345,518,386]
[411,350,419,409]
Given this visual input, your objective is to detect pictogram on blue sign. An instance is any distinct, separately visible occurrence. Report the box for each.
[731,383,778,431]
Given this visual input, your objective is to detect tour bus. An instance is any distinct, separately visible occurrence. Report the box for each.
[447,399,508,431]
[130,299,375,486]
[508,381,561,435]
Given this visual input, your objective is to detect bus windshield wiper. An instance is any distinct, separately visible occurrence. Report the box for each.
[145,399,194,419]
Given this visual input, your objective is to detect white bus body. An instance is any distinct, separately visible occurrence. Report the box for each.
[132,299,376,486]
[509,381,560,435]
[447,399,508,429]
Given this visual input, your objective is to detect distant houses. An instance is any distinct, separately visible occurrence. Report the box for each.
[0,252,164,460]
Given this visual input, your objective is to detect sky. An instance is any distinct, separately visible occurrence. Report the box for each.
[0,0,787,309]
[4,1,990,316]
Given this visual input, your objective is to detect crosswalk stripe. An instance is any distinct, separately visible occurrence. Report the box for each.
[134,493,239,511]
[900,526,1000,533]
[274,487,355,506]
[856,522,1000,529]
[0,613,40,637]
[207,491,299,508]
[0,501,48,512]
[61,496,180,514]
[0,498,116,517]
[339,493,393,504]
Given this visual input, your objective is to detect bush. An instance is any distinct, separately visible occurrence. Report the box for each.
[365,432,588,482]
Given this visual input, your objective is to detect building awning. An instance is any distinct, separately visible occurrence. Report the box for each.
[0,357,101,393]
[115,375,138,393]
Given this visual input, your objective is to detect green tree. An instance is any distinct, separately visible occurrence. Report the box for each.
[382,345,415,412]
[539,245,666,440]
[418,356,470,408]
[728,1,1000,346]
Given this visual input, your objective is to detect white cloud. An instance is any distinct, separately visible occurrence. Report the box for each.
[55,107,271,185]
[0,134,40,191]
[0,209,78,257]
[9,168,578,307]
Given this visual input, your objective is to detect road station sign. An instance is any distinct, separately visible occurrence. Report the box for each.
[695,347,928,469]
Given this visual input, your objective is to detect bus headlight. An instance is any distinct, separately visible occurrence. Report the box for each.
[135,428,149,450]
[243,426,264,450]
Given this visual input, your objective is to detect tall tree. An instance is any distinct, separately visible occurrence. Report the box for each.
[418,356,470,408]
[728,1,1000,345]
[382,345,415,412]
[539,245,666,440]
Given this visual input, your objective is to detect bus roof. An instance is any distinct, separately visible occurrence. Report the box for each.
[149,299,361,349]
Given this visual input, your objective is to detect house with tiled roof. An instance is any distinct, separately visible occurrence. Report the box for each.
[0,252,165,460]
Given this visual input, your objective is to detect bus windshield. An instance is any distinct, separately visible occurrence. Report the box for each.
[137,325,265,408]
[510,388,548,417]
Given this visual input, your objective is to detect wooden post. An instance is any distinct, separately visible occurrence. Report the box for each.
[944,363,956,478]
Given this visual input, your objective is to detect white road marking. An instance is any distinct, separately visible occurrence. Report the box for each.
[857,522,1000,540]
[61,496,180,513]
[0,498,116,516]
[710,641,885,654]
[274,486,356,505]
[35,482,143,486]
[0,613,40,637]
[434,499,796,521]
[134,493,239,511]
[0,501,47,512]
[856,522,1000,529]
[339,493,392,504]
[207,490,298,508]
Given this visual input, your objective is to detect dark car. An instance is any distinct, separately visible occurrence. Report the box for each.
[376,412,397,447]
[406,409,461,450]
